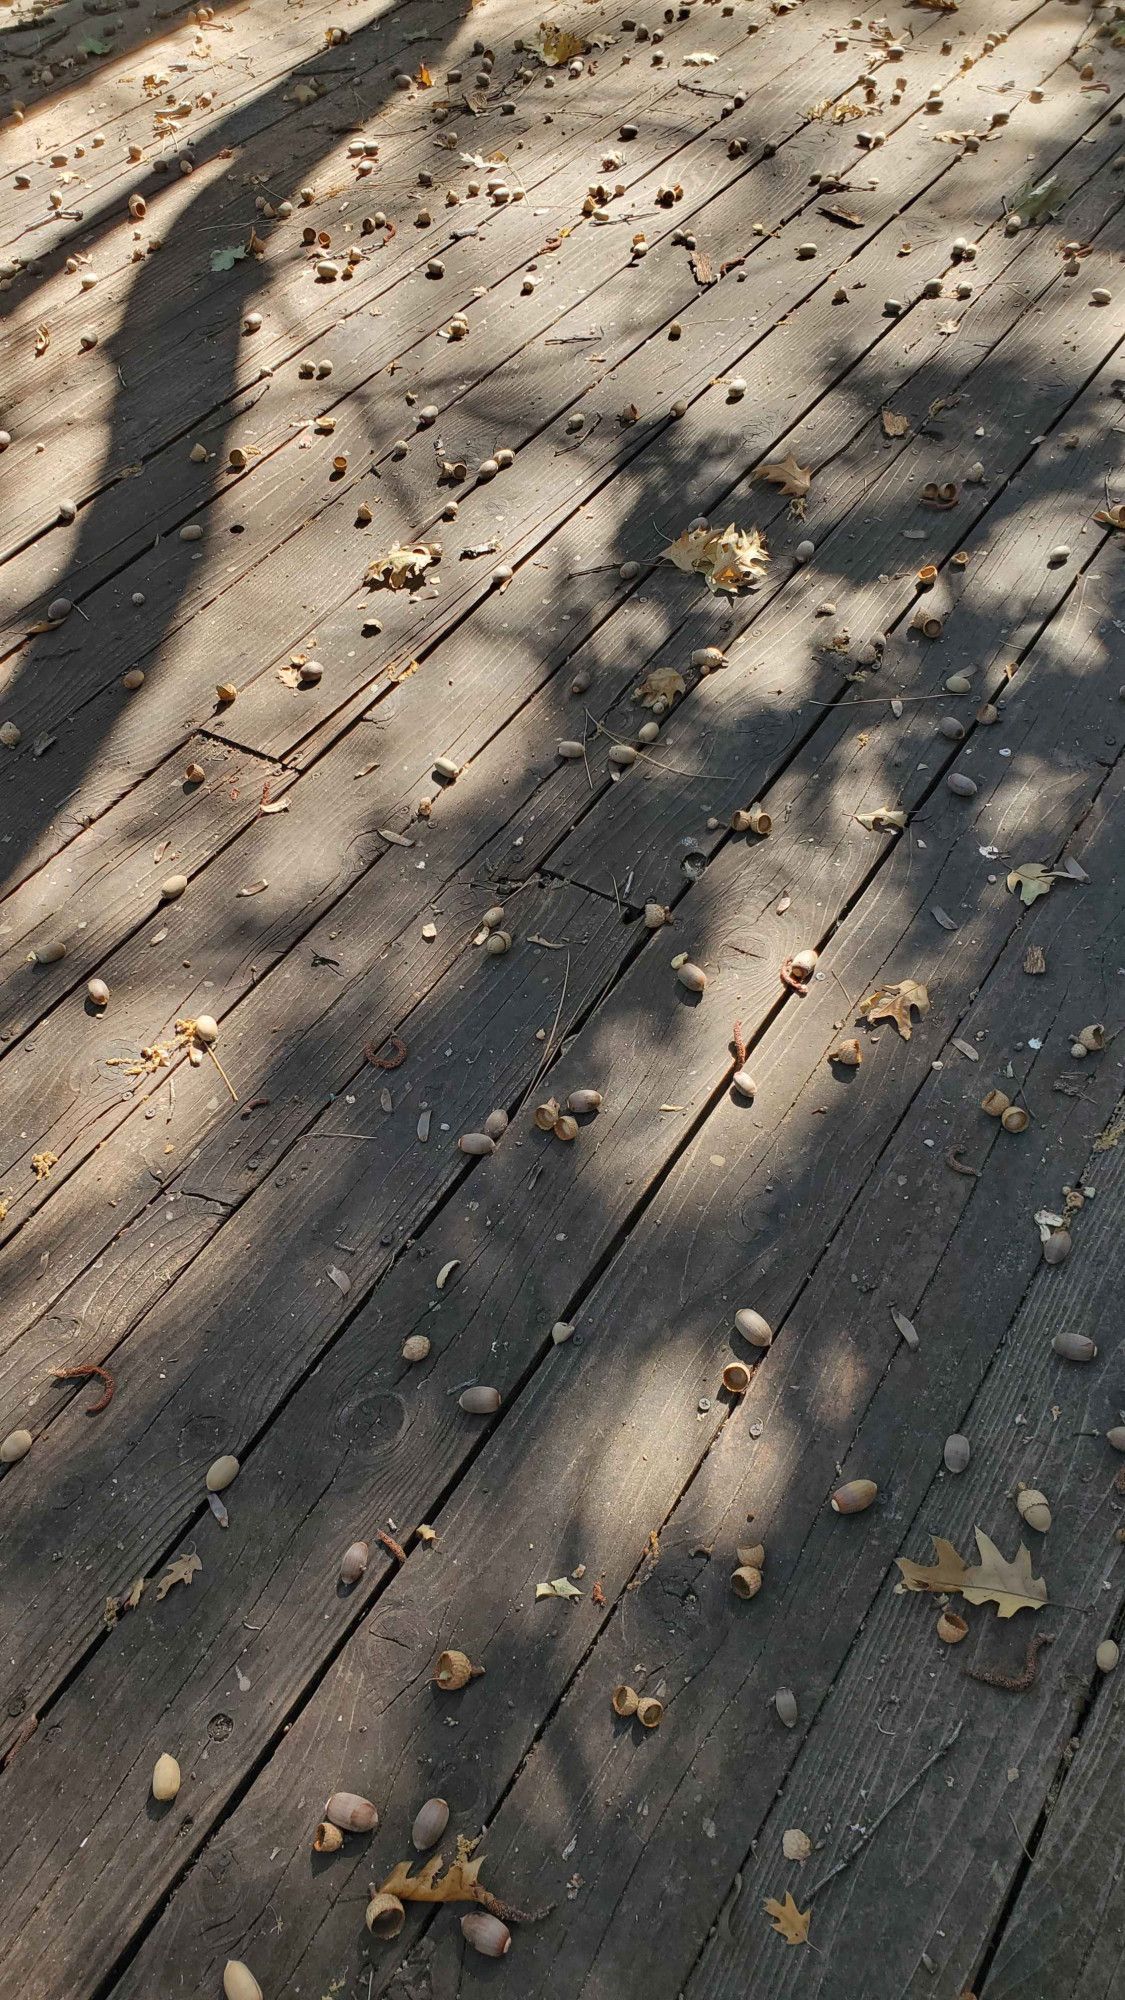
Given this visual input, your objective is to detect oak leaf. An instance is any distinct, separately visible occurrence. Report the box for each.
[535,23,589,65]
[365,543,434,591]
[755,452,812,499]
[882,408,910,438]
[764,1892,810,1945]
[961,1529,1046,1618]
[664,523,769,594]
[1006,861,1054,906]
[382,1855,484,1904]
[856,806,908,831]
[858,977,929,1039]
[536,1577,583,1600]
[1094,504,1125,531]
[155,1553,202,1600]
[633,666,685,710]
[896,1537,971,1595]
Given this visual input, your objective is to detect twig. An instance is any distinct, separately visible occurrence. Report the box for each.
[805,1720,964,1901]
[50,1364,115,1414]
[513,953,571,1120]
[1009,1809,1035,1862]
[207,1045,239,1104]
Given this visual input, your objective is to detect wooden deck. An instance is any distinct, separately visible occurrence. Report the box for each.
[1,0,1124,1992]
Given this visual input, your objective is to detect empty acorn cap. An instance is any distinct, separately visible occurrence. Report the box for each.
[223,1962,263,2000]
[206,1454,240,1492]
[402,1334,431,1363]
[636,1696,663,1728]
[774,1686,798,1727]
[722,1361,751,1394]
[936,1609,969,1644]
[412,1796,450,1849]
[313,1820,344,1852]
[339,1540,369,1584]
[1001,1105,1030,1133]
[459,1385,501,1414]
[152,1753,181,1801]
[943,1434,971,1473]
[434,1648,479,1689]
[461,1911,511,1957]
[731,1565,762,1599]
[734,1308,773,1349]
[366,1892,405,1938]
[0,1429,33,1464]
[324,1790,378,1833]
[534,1097,561,1131]
[553,1113,579,1142]
[216,682,237,703]
[1077,1023,1105,1052]
[981,1089,1010,1116]
[644,902,670,928]
[831,1479,878,1513]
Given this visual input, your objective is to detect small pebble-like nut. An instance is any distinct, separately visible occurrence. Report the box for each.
[552,1320,575,1345]
[33,940,67,964]
[458,1131,496,1157]
[484,1109,509,1140]
[944,673,973,695]
[402,1334,431,1366]
[434,1647,479,1689]
[692,646,726,672]
[432,755,460,782]
[123,669,146,690]
[339,1540,369,1585]
[477,456,499,481]
[795,539,815,563]
[676,962,707,993]
[976,703,998,725]
[644,902,669,929]
[937,1609,969,1645]
[412,1796,450,1850]
[612,1683,639,1716]
[298,660,323,686]
[731,1565,762,1599]
[939,717,965,741]
[1091,288,1111,307]
[366,1893,405,1938]
[922,277,943,299]
[223,1963,263,2000]
[160,873,188,900]
[727,376,747,401]
[1001,1105,1030,1133]
[883,298,902,317]
[58,500,78,524]
[0,721,21,748]
[324,1791,378,1834]
[946,772,978,798]
[553,1114,579,1143]
[557,740,586,760]
[734,1308,772,1350]
[1042,1229,1072,1267]
[796,242,817,260]
[1096,1640,1119,1673]
[483,929,512,959]
[191,1015,218,1046]
[609,743,637,768]
[482,906,505,930]
[87,977,110,1008]
[637,720,659,745]
[461,1912,511,1958]
[775,1686,798,1728]
[189,442,209,463]
[831,1479,878,1514]
[943,1434,971,1474]
[152,1753,181,1802]
[636,1696,663,1729]
[731,1068,757,1100]
[1106,1426,1125,1453]
[185,761,205,783]
[313,1820,344,1852]
[47,596,73,622]
[567,1089,602,1116]
[1016,1485,1051,1533]
[1053,1328,1096,1362]
[206,1454,239,1493]
[981,1089,1010,1118]
[1,1429,33,1464]
[216,683,237,704]
[180,524,204,542]
[722,1361,751,1395]
[459,1385,501,1415]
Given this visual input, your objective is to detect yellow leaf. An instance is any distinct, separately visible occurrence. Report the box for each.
[665,523,768,595]
[155,1552,202,1601]
[764,1892,810,1945]
[896,1537,970,1594]
[415,62,433,87]
[1006,862,1053,906]
[365,543,435,591]
[380,1856,486,1904]
[535,1577,583,1600]
[756,452,812,499]
[961,1529,1046,1619]
[858,978,930,1040]
[535,22,590,65]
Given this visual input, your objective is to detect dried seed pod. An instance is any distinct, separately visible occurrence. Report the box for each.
[731,1067,758,1099]
[366,1892,406,1938]
[206,1454,239,1492]
[160,873,188,900]
[1016,1485,1051,1533]
[636,1696,663,1729]
[411,1796,450,1850]
[86,977,110,1007]
[1001,1105,1030,1134]
[534,1098,562,1131]
[324,1791,378,1833]
[484,1109,509,1140]
[943,1434,971,1474]
[612,1683,639,1716]
[1096,1640,1119,1673]
[223,1963,263,2000]
[402,1334,431,1363]
[566,1089,603,1115]
[484,929,511,956]
[734,1308,773,1350]
[33,940,67,964]
[459,1385,501,1415]
[313,1820,344,1852]
[1053,1328,1096,1362]
[434,1648,480,1689]
[0,1429,33,1464]
[152,1753,181,1801]
[1106,1427,1125,1453]
[457,1131,496,1157]
[644,902,669,929]
[937,1609,969,1644]
[553,1114,579,1143]
[831,1479,878,1514]
[193,1015,218,1044]
[676,961,707,993]
[722,1361,751,1394]
[1042,1230,1072,1267]
[461,1912,511,1957]
[774,1686,799,1728]
[731,1565,762,1599]
[1077,1023,1106,1053]
[946,772,978,798]
[339,1540,369,1585]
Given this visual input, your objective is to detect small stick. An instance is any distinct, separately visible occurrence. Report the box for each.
[207,1045,239,1104]
[805,1720,964,1901]
[50,1364,115,1414]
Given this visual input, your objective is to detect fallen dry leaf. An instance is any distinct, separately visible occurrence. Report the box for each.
[633,666,685,710]
[764,1892,811,1946]
[882,408,910,438]
[896,1537,972,1595]
[1094,504,1125,531]
[1023,944,1046,975]
[536,1577,583,1601]
[665,523,769,594]
[756,452,812,499]
[856,807,908,831]
[155,1553,202,1601]
[1006,861,1054,906]
[858,978,930,1040]
[366,543,435,591]
[535,22,590,64]
[961,1530,1046,1619]
[379,1853,540,1924]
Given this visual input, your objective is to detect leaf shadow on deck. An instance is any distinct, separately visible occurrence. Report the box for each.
[0,8,1124,1999]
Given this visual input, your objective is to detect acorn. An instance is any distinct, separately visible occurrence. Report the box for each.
[1096,1640,1119,1673]
[946,772,977,797]
[1052,1328,1096,1362]
[0,1429,33,1464]
[774,1687,798,1728]
[644,903,669,929]
[161,873,188,900]
[566,1089,603,1115]
[1016,1485,1051,1533]
[223,1964,263,2000]
[943,1434,971,1473]
[981,1089,1010,1117]
[434,1648,481,1689]
[339,1540,369,1585]
[33,940,67,964]
[152,1753,181,1801]
[612,1684,639,1716]
[206,1454,239,1492]
[86,977,110,1007]
[553,1113,579,1142]
[1042,1230,1072,1267]
[459,1386,501,1415]
[324,1791,378,1834]
[461,1912,511,1957]
[366,1893,406,1938]
[402,1334,431,1363]
[936,1609,969,1644]
[734,1308,773,1349]
[676,962,707,992]
[193,1015,219,1044]
[411,1796,450,1850]
[636,1696,663,1729]
[484,1109,509,1139]
[731,1565,762,1599]
[831,1479,878,1514]
[185,761,205,784]
[1106,1427,1125,1453]
[457,1132,496,1156]
[731,1068,757,1099]
[1001,1106,1030,1133]
[484,930,511,956]
[313,1821,344,1852]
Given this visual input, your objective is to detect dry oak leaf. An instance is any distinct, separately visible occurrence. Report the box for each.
[380,1852,545,1924]
[536,1577,583,1601]
[633,666,685,710]
[856,806,908,831]
[764,1892,811,1946]
[535,22,590,64]
[365,543,434,591]
[755,452,812,500]
[665,523,769,594]
[961,1529,1046,1619]
[1094,504,1125,531]
[858,977,930,1040]
[155,1552,202,1601]
[882,408,911,438]
[896,1536,971,1595]
[1006,861,1054,906]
